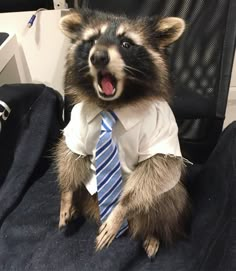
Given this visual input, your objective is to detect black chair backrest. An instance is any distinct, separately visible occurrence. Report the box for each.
[0,0,54,12]
[78,0,236,163]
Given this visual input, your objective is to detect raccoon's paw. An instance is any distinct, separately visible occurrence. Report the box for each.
[96,205,126,250]
[59,205,77,229]
[143,236,160,259]
[95,220,118,251]
[95,214,124,250]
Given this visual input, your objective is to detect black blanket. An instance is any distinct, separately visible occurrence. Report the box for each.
[0,84,235,270]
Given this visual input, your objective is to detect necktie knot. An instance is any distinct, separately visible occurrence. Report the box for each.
[100,111,118,131]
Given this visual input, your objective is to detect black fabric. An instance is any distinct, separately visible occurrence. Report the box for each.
[0,84,236,270]
[0,0,54,12]
[79,0,236,163]
[0,33,9,46]
[0,84,63,226]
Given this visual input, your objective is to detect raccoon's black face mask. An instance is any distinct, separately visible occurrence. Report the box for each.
[60,9,185,108]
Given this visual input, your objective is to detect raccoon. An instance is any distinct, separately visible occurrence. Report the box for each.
[55,9,190,259]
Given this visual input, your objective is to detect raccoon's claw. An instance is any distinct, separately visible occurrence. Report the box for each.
[98,222,107,234]
[143,236,160,259]
[59,211,70,229]
[59,207,76,229]
[96,206,126,251]
[96,222,116,251]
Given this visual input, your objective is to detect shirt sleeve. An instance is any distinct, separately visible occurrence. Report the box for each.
[63,103,87,156]
[138,101,182,163]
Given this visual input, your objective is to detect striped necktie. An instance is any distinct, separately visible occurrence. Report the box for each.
[95,111,128,237]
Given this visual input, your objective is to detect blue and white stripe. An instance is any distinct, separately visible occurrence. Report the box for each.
[95,111,128,237]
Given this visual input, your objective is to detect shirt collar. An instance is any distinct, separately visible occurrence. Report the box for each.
[85,103,101,123]
[85,102,151,130]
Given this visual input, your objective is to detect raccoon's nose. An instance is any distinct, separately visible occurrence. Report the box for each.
[90,50,110,69]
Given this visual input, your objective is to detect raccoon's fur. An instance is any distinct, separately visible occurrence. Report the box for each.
[55,9,190,258]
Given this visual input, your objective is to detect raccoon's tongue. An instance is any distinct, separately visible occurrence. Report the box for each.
[101,75,114,96]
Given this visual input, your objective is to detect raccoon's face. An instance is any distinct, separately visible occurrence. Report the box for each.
[60,9,185,108]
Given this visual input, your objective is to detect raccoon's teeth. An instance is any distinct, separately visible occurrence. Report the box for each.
[98,84,103,93]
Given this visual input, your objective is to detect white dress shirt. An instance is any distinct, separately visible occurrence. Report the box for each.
[64,100,182,195]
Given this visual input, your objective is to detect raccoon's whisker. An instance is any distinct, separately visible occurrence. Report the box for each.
[124,67,135,77]
[126,75,153,87]
[124,65,146,76]
[126,75,149,84]
[77,65,89,73]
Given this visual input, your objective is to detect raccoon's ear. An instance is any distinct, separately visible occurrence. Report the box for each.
[59,12,83,39]
[157,17,185,47]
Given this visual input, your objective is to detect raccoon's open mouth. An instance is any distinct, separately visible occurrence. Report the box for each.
[97,71,117,98]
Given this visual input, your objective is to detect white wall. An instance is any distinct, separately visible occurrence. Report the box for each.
[229,54,236,99]
[224,55,236,127]
[0,10,70,95]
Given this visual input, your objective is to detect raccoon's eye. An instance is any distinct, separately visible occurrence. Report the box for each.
[85,35,99,46]
[87,38,97,45]
[121,41,131,49]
